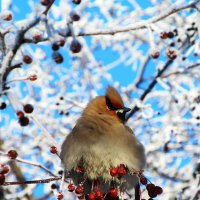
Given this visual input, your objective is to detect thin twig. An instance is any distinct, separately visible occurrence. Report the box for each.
[0,151,58,177]
[125,60,173,121]
[2,63,22,90]
[2,177,62,186]
[161,62,200,78]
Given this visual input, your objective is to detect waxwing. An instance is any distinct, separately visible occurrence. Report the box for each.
[60,86,146,199]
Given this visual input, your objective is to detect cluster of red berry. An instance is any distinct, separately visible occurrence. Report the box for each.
[0,150,18,185]
[151,30,177,60]
[55,164,162,200]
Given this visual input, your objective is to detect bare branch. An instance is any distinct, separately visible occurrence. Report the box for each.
[2,177,61,186]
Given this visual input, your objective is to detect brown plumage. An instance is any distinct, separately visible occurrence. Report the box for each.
[60,86,146,197]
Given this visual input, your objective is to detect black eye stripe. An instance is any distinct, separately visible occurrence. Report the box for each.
[105,96,118,111]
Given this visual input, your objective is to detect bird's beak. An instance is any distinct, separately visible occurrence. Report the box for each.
[116,107,131,122]
[122,107,131,113]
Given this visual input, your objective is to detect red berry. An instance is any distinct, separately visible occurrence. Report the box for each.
[0,164,9,174]
[166,49,177,60]
[68,183,75,192]
[33,34,41,41]
[57,192,64,200]
[70,39,82,53]
[23,104,34,113]
[75,185,83,194]
[52,52,64,64]
[160,32,168,39]
[0,174,5,185]
[4,14,12,21]
[140,176,147,185]
[109,188,118,198]
[16,111,24,118]
[23,55,32,64]
[29,74,37,81]
[151,51,160,59]
[95,190,103,199]
[88,192,95,200]
[41,0,51,6]
[77,195,84,199]
[50,146,57,154]
[117,164,126,176]
[7,150,18,159]
[18,116,29,126]
[155,186,163,195]
[72,0,81,4]
[110,167,118,177]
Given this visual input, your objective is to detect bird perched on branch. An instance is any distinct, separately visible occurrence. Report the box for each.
[60,86,146,199]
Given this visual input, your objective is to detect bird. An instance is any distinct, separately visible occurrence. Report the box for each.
[60,86,146,199]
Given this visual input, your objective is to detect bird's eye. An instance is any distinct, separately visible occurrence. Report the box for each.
[106,96,118,111]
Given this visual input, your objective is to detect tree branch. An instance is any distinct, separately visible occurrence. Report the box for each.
[2,177,61,186]
[125,60,173,121]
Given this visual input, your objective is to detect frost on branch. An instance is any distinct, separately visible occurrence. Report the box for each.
[0,0,200,199]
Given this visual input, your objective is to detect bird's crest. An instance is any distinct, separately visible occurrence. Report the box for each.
[105,86,124,110]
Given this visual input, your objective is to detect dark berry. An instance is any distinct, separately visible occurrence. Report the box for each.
[59,39,65,47]
[140,176,147,185]
[41,0,51,6]
[51,183,58,189]
[72,0,81,4]
[52,52,64,64]
[0,174,5,185]
[7,150,18,159]
[168,31,174,38]
[52,43,60,51]
[23,104,34,113]
[18,116,29,126]
[170,42,175,47]
[155,186,163,195]
[23,55,32,64]
[0,164,9,174]
[182,57,186,61]
[70,11,80,21]
[70,39,82,53]
[58,170,63,175]
[16,111,24,118]
[146,183,155,192]
[0,102,7,110]
[50,146,57,154]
